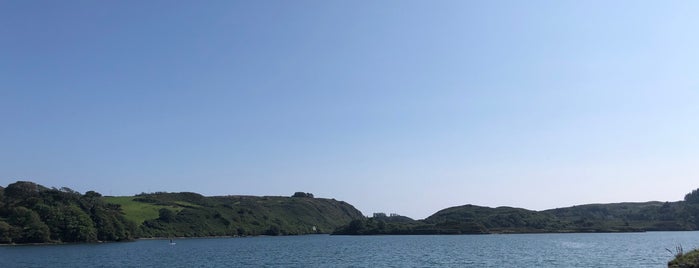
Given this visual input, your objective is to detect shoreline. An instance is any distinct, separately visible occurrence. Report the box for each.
[5,230,698,246]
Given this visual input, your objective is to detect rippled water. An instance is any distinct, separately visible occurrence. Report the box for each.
[1,232,698,267]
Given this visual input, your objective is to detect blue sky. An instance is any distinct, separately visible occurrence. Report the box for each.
[1,1,698,219]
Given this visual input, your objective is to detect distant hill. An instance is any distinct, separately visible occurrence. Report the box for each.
[5,180,699,242]
[334,189,699,235]
[104,192,364,237]
[544,201,696,232]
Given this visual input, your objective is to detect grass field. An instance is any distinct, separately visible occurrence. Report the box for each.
[104,196,182,224]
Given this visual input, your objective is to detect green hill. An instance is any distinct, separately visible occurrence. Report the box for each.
[103,191,364,237]
[334,188,699,235]
[5,180,699,242]
[425,205,565,233]
[0,181,363,244]
[545,201,698,232]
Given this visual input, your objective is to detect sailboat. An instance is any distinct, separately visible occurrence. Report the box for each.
[169,238,176,245]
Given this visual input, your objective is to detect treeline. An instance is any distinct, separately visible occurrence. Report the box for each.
[335,188,699,235]
[0,181,136,244]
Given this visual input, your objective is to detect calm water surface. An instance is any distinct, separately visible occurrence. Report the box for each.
[2,232,698,267]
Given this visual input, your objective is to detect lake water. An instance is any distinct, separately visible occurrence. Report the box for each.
[1,232,698,267]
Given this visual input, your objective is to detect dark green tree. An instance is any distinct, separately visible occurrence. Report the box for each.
[8,207,50,243]
[60,206,97,242]
[265,225,281,236]
[685,189,699,204]
[291,192,314,198]
[0,220,14,243]
[159,208,176,223]
[377,220,386,230]
[347,219,365,233]
[4,181,42,205]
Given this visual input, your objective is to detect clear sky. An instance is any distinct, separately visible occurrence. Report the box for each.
[1,1,698,219]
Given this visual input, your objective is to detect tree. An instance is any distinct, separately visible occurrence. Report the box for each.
[159,208,176,223]
[0,186,4,207]
[0,181,137,244]
[292,192,314,198]
[7,207,50,243]
[4,181,41,202]
[59,206,97,242]
[84,191,102,199]
[60,187,80,195]
[0,220,14,243]
[92,209,130,241]
[377,220,386,230]
[265,225,281,236]
[347,219,365,233]
[685,189,699,204]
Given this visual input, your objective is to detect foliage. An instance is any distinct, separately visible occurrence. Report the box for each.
[6,180,699,242]
[158,208,176,222]
[103,196,182,224]
[106,192,363,238]
[4,181,44,201]
[669,248,699,268]
[686,189,699,204]
[332,215,453,235]
[335,187,699,235]
[292,192,314,198]
[0,219,13,243]
[0,181,136,244]
[668,245,685,259]
[7,206,51,243]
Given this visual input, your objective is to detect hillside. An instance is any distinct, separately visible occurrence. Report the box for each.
[545,201,697,232]
[5,180,699,241]
[334,188,699,235]
[0,181,363,244]
[104,192,364,237]
[0,181,137,244]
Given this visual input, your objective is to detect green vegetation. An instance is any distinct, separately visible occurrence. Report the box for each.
[103,196,182,224]
[334,188,699,235]
[292,192,314,198]
[686,189,699,204]
[120,192,364,237]
[5,180,699,244]
[546,201,698,232]
[0,181,363,244]
[669,247,699,268]
[335,206,558,235]
[0,181,136,244]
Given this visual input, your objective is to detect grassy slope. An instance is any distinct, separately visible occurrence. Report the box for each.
[105,193,364,237]
[103,196,182,224]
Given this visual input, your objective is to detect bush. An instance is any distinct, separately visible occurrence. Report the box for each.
[292,192,314,198]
